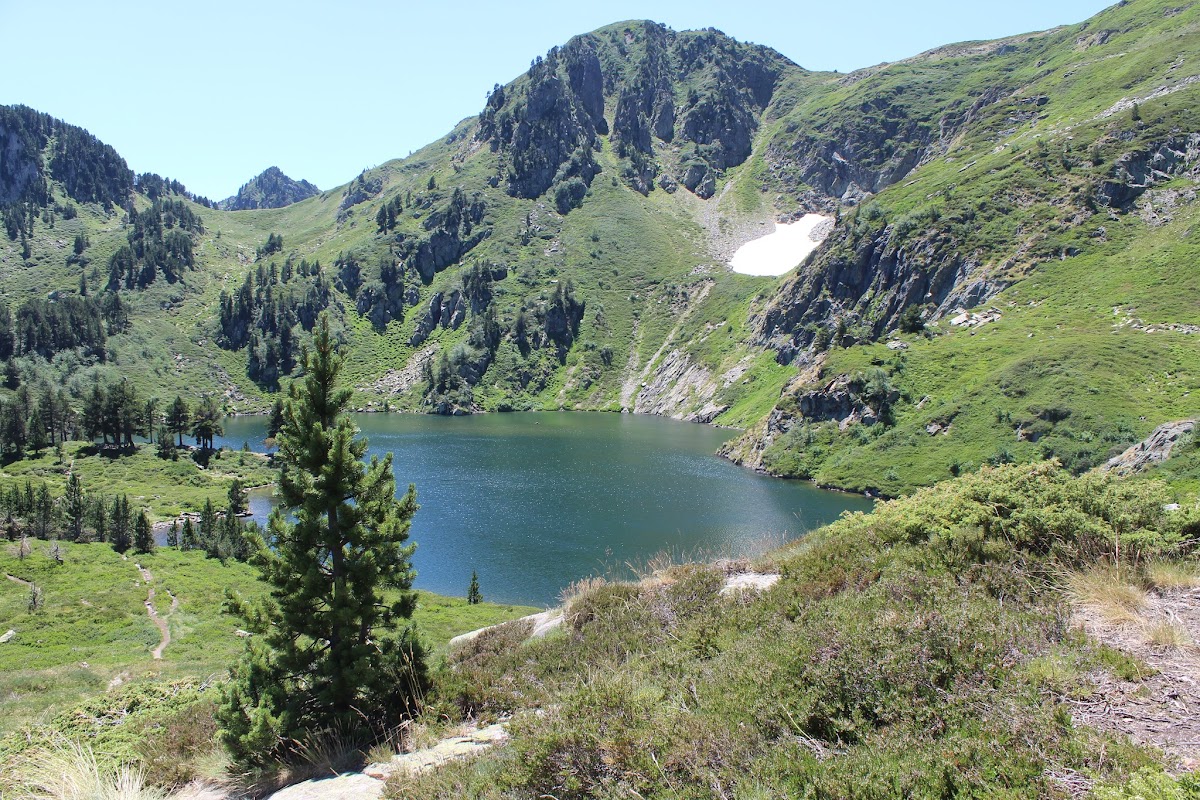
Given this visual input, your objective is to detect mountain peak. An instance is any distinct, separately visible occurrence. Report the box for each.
[219,166,318,211]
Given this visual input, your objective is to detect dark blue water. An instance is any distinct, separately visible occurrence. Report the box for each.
[217,413,872,607]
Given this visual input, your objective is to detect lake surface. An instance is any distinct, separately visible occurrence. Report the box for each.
[217,413,873,607]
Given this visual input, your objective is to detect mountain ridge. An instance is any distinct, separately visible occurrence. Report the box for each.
[0,1,1197,496]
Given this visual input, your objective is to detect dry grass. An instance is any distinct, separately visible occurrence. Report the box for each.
[558,575,608,610]
[1066,566,1147,624]
[1144,560,1200,592]
[10,739,164,800]
[365,723,412,765]
[1144,618,1194,650]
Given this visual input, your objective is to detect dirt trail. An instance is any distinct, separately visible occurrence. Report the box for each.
[135,563,173,660]
[1070,585,1200,771]
[5,573,32,587]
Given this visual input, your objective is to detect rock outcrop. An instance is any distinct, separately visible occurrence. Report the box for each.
[1096,133,1200,209]
[751,221,1002,361]
[1102,420,1196,476]
[219,166,318,211]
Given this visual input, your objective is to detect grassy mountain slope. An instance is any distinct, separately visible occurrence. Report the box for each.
[724,0,1200,493]
[0,2,1197,497]
[0,540,536,741]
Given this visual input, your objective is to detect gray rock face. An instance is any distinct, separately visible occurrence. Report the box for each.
[220,166,318,211]
[1102,420,1196,476]
[408,289,465,346]
[1096,134,1200,209]
[479,47,601,201]
[564,39,606,133]
[399,191,489,284]
[752,220,1003,361]
[0,120,43,205]
[480,23,789,203]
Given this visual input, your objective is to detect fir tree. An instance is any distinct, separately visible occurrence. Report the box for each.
[167,396,190,447]
[467,570,482,604]
[218,315,425,766]
[167,520,179,548]
[65,473,85,542]
[109,495,131,553]
[134,511,154,554]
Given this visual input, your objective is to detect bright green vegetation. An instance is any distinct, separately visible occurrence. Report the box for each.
[2,1,1199,500]
[0,440,273,522]
[392,463,1200,798]
[735,0,1200,494]
[0,541,534,745]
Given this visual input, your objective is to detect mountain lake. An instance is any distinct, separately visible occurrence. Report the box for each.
[215,412,874,607]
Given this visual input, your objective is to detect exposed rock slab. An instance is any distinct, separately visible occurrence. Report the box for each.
[1102,420,1195,476]
[365,724,509,779]
[719,572,781,596]
[448,609,563,649]
[265,773,382,800]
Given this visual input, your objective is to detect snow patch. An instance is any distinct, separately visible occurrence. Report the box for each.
[728,214,832,276]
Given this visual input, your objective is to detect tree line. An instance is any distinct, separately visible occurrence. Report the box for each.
[0,376,224,462]
[3,472,257,562]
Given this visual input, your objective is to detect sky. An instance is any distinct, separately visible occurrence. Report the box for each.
[0,0,1114,201]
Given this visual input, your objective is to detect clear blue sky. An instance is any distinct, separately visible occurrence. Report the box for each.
[0,0,1113,201]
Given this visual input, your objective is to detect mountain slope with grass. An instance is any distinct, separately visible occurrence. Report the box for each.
[0,2,1198,497]
[354,464,1200,797]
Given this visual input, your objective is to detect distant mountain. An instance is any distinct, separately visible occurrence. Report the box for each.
[219,166,318,210]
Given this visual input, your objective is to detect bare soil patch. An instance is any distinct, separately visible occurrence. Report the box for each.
[1070,585,1200,770]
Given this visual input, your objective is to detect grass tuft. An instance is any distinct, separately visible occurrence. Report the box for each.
[1144,619,1193,650]
[11,739,164,800]
[1066,567,1147,624]
[1144,560,1200,592]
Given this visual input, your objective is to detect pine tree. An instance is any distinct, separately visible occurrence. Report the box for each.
[219,315,425,766]
[167,396,190,447]
[267,397,285,439]
[34,483,53,539]
[65,473,85,542]
[228,478,248,516]
[191,396,223,450]
[166,520,179,548]
[134,511,154,554]
[109,495,131,553]
[199,498,217,555]
[467,570,482,605]
[181,517,197,550]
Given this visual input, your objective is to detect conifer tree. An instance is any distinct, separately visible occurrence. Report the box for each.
[109,495,131,553]
[134,510,154,554]
[199,498,217,555]
[467,570,482,604]
[228,478,248,516]
[167,396,190,447]
[219,315,425,766]
[181,517,197,550]
[65,473,85,542]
